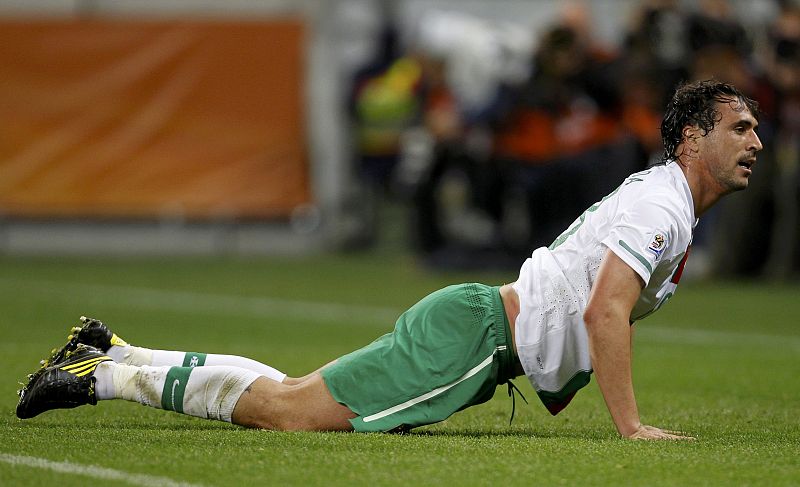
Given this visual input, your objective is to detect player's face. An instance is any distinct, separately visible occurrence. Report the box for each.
[696,100,763,194]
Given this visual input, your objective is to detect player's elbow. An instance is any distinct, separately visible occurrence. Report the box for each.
[583,303,604,328]
[582,305,621,335]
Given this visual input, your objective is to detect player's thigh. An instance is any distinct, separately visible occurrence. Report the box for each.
[285,373,356,431]
[233,374,355,431]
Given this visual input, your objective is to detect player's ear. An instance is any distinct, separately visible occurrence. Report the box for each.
[678,125,701,163]
[682,125,701,146]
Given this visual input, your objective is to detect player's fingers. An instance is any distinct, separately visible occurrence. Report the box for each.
[666,433,696,440]
[662,429,695,439]
[628,428,663,440]
[629,426,695,441]
[632,434,693,441]
[643,425,693,437]
[651,430,695,440]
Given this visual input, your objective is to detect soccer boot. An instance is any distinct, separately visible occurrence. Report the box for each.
[16,344,112,419]
[71,316,128,352]
[40,316,128,371]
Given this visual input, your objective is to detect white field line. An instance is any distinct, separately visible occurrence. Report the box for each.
[0,453,204,487]
[0,277,798,351]
[638,325,800,351]
[0,277,400,326]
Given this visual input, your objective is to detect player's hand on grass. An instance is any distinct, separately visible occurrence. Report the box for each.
[626,424,695,441]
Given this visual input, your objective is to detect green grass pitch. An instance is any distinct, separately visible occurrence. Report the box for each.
[1,254,798,486]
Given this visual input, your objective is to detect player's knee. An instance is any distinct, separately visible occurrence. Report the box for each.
[236,376,351,432]
[245,385,315,431]
[273,383,352,432]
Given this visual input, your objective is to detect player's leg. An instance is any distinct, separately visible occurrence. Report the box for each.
[49,316,286,382]
[17,344,256,422]
[110,346,287,382]
[17,344,352,430]
[20,283,512,429]
[232,373,356,431]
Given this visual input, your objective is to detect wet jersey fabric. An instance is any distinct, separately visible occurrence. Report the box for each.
[513,162,697,414]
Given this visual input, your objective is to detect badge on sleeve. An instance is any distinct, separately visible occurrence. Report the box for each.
[647,232,667,258]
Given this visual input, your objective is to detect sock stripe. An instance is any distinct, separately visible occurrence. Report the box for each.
[182,352,207,368]
[161,367,193,413]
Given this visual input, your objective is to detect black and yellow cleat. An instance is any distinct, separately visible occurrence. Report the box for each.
[16,344,112,419]
[72,316,128,352]
[39,316,128,371]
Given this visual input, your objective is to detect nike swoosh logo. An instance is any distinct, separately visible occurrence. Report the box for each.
[171,379,180,411]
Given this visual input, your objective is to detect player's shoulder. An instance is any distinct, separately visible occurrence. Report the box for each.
[623,163,681,189]
[619,163,690,210]
[614,165,694,236]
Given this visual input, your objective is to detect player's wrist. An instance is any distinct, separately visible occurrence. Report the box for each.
[618,421,643,438]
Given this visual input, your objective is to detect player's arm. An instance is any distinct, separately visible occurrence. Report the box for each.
[584,248,693,440]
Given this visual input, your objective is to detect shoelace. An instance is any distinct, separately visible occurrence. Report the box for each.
[506,379,528,425]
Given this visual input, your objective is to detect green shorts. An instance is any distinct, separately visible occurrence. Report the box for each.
[321,283,516,432]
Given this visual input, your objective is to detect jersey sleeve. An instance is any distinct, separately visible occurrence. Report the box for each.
[601,197,679,286]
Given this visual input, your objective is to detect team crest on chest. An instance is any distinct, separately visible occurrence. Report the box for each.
[647,232,667,257]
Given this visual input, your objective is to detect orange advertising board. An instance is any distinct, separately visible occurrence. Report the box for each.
[0,19,309,219]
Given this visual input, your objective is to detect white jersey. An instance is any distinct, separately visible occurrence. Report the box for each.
[512,161,697,414]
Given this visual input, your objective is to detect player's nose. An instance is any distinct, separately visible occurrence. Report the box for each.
[749,131,763,152]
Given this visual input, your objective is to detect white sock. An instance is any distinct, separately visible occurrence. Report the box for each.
[94,362,261,422]
[107,345,286,382]
[93,362,116,400]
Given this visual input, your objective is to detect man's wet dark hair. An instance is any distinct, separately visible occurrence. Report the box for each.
[660,79,760,162]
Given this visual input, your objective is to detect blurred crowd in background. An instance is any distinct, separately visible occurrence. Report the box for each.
[343,0,800,280]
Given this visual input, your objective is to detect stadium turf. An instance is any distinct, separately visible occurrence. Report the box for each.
[1,254,798,486]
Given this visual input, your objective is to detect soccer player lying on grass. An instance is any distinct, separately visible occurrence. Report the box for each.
[17,80,762,440]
